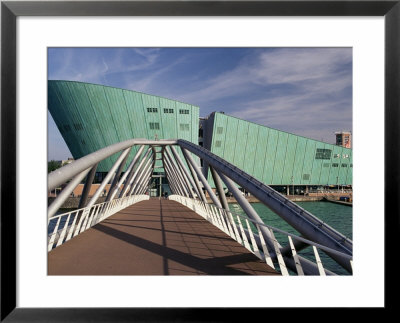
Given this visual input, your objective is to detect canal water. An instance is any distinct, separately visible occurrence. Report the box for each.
[229,201,352,275]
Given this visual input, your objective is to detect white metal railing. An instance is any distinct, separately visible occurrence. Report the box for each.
[48,194,149,251]
[169,195,353,276]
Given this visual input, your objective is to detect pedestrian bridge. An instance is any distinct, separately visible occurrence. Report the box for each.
[48,139,353,276]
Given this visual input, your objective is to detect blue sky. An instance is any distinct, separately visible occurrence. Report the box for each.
[48,47,352,161]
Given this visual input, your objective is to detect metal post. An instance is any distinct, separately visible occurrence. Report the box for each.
[112,145,146,199]
[210,166,229,211]
[86,148,131,209]
[164,168,177,195]
[78,163,98,209]
[181,147,222,208]
[106,147,132,202]
[122,148,152,197]
[163,157,185,197]
[164,161,181,196]
[164,152,190,197]
[217,171,275,249]
[130,155,153,195]
[182,150,207,203]
[169,146,200,199]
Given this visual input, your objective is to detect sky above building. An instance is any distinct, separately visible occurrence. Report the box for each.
[48,47,352,161]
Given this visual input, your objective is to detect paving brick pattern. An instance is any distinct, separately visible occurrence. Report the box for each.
[48,199,279,275]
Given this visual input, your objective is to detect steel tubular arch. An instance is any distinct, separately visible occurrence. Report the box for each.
[48,139,177,191]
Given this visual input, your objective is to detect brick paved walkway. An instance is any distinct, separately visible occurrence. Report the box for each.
[48,199,279,275]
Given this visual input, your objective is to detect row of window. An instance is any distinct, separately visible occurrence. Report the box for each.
[315,148,332,160]
[334,153,350,158]
[147,107,190,115]
[62,123,83,133]
[149,122,190,131]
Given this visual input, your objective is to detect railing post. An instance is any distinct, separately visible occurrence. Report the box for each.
[181,149,207,203]
[163,152,190,197]
[209,166,229,211]
[119,146,148,198]
[180,147,222,208]
[169,146,201,199]
[106,147,132,202]
[78,163,98,209]
[130,153,153,195]
[217,171,275,251]
[85,147,131,209]
[125,149,152,196]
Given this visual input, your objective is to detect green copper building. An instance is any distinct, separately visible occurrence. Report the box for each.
[48,80,352,190]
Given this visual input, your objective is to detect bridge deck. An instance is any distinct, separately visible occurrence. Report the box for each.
[48,199,279,275]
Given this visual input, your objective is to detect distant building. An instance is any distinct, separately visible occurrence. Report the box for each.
[48,80,352,189]
[335,131,351,148]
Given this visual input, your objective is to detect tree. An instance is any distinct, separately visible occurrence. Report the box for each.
[48,160,61,173]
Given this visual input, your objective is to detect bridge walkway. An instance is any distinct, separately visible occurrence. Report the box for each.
[48,198,279,275]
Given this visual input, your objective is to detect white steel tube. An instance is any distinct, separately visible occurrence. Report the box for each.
[181,147,222,208]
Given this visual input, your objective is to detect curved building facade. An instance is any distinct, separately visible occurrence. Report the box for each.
[203,112,352,188]
[48,80,352,188]
[48,80,200,172]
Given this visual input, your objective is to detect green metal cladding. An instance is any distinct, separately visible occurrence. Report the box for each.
[49,81,352,188]
[205,112,352,187]
[48,80,200,172]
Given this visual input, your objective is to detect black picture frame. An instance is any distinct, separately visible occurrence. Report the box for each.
[1,1,398,321]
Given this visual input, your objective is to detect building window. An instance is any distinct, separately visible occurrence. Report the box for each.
[323,163,330,167]
[147,107,158,113]
[350,164,353,167]
[315,148,332,160]
[341,163,348,167]
[302,174,310,180]
[332,163,339,167]
[74,123,83,131]
[179,123,189,131]
[149,122,160,130]
[81,139,86,145]
[217,127,223,134]
[334,154,340,158]
[163,108,174,113]
[215,140,222,147]
[179,109,189,114]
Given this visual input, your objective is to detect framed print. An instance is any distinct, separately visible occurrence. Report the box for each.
[1,0,399,321]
